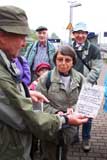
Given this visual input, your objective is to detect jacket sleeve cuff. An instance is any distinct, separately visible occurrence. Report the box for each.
[57,115,68,129]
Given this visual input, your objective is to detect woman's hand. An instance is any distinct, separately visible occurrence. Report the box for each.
[67,113,88,126]
[67,108,73,115]
[56,111,64,116]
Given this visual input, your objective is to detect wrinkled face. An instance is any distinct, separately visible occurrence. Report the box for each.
[56,52,73,74]
[0,32,26,59]
[36,30,48,44]
[73,31,88,44]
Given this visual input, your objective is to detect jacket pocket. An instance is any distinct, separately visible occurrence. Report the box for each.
[0,126,24,160]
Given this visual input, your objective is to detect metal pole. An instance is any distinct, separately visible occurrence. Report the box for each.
[68,1,82,44]
[69,5,73,44]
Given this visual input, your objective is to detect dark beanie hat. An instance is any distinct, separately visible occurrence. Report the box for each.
[35,26,48,32]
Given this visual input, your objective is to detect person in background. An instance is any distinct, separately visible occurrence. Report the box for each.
[29,62,51,159]
[24,26,55,81]
[0,6,88,160]
[29,62,51,90]
[72,22,103,152]
[36,45,86,160]
[104,73,107,112]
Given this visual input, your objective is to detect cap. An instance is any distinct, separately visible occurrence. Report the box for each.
[73,22,88,33]
[35,26,48,32]
[0,5,30,35]
[35,63,51,73]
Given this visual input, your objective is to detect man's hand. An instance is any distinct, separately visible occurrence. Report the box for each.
[29,90,49,103]
[67,113,88,126]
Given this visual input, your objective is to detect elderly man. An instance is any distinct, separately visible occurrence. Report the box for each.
[25,26,55,81]
[0,6,88,160]
[72,22,103,152]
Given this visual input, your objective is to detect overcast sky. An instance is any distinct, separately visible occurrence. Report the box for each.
[0,0,107,42]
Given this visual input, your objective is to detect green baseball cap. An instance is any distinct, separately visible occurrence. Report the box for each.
[0,5,30,35]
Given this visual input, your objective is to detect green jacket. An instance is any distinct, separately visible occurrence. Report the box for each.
[0,50,60,160]
[36,67,85,144]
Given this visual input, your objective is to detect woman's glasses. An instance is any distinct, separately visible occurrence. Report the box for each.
[56,57,72,63]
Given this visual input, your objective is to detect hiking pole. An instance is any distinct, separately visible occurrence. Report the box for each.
[57,130,64,160]
[41,101,43,112]
[40,102,44,156]
[59,146,62,160]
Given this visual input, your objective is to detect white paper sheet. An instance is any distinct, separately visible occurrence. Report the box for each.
[75,84,104,118]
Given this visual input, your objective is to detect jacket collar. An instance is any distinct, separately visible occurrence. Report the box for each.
[0,50,21,83]
[73,40,90,51]
[51,67,81,88]
[38,41,47,47]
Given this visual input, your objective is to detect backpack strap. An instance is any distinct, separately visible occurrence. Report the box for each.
[76,51,91,71]
[47,41,51,66]
[46,71,51,91]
